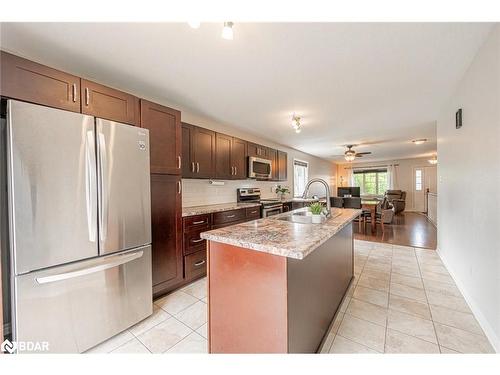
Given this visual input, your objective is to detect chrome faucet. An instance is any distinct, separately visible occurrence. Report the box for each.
[302,178,332,217]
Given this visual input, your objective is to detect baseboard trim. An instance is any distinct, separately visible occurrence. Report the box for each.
[436,248,499,353]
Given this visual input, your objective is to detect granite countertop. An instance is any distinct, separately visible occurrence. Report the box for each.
[182,202,261,217]
[200,208,361,260]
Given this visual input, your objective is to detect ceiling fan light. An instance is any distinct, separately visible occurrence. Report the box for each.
[295,126,302,133]
[428,156,438,165]
[222,22,234,40]
[344,153,355,162]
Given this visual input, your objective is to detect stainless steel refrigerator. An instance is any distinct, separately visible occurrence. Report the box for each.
[4,99,152,353]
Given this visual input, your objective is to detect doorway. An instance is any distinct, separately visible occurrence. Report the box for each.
[413,166,437,212]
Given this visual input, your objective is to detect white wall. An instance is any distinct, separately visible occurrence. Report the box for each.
[437,25,500,351]
[336,157,437,211]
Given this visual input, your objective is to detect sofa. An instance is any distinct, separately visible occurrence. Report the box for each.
[385,190,406,214]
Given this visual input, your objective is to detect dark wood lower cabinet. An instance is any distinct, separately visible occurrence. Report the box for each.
[151,174,183,297]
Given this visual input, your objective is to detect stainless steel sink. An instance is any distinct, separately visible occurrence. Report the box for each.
[276,209,342,224]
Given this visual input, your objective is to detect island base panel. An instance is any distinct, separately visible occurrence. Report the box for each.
[208,242,288,353]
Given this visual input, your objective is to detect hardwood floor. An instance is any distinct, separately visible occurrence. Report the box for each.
[354,212,437,250]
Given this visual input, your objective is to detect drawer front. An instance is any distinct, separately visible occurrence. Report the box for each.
[212,208,246,225]
[185,250,207,280]
[184,230,207,255]
[246,206,261,220]
[183,214,211,232]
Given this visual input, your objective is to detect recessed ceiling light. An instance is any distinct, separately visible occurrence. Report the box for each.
[188,21,200,29]
[412,138,427,145]
[222,22,234,40]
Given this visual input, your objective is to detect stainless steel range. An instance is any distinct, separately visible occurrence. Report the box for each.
[237,188,283,217]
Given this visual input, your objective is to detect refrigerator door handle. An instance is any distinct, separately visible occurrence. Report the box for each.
[35,250,144,284]
[85,130,97,242]
[98,131,108,241]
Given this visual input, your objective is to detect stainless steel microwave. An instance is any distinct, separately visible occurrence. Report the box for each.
[248,156,272,179]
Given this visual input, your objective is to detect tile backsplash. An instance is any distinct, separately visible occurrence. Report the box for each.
[182,179,290,207]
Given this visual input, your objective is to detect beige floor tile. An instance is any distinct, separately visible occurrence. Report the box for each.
[389,294,431,320]
[372,243,394,252]
[417,256,444,266]
[430,305,482,334]
[440,346,460,354]
[392,258,418,268]
[85,330,135,353]
[346,298,388,326]
[390,282,427,303]
[387,310,437,344]
[129,305,170,337]
[155,290,198,315]
[367,255,392,265]
[339,296,351,312]
[354,247,371,256]
[390,273,423,289]
[201,297,208,303]
[434,323,494,353]
[329,335,379,353]
[111,338,150,354]
[385,329,439,353]
[180,277,207,300]
[330,312,345,335]
[166,332,208,353]
[196,323,208,339]
[174,300,207,330]
[415,248,439,257]
[338,314,386,352]
[419,264,450,276]
[363,262,392,273]
[353,286,389,308]
[137,317,192,353]
[426,291,471,313]
[421,270,455,285]
[423,278,461,297]
[392,245,415,253]
[346,280,357,297]
[357,274,390,292]
[361,268,391,281]
[319,331,336,353]
[391,264,420,278]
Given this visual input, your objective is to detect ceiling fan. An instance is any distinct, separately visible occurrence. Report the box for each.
[334,145,372,162]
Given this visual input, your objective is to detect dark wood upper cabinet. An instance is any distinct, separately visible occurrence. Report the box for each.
[215,133,233,179]
[215,134,247,180]
[140,100,181,175]
[268,148,278,180]
[231,137,247,179]
[0,51,81,112]
[81,79,140,126]
[277,150,288,181]
[151,174,183,297]
[247,142,268,159]
[182,122,216,179]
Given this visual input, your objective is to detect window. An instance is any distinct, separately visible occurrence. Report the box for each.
[353,169,388,196]
[293,159,309,197]
[415,169,422,191]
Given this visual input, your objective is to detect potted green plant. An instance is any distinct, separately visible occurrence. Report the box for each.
[309,202,324,223]
[275,185,290,200]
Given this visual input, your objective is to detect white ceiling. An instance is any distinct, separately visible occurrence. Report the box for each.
[0,22,493,163]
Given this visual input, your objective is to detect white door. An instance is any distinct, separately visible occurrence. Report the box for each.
[413,166,437,212]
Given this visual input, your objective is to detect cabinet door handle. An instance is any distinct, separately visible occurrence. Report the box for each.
[72,83,77,102]
[177,156,181,169]
[196,162,200,173]
[234,166,237,175]
[194,260,206,267]
[250,210,258,214]
[191,238,204,243]
[177,181,182,194]
[192,220,206,225]
[85,88,90,106]
[191,162,195,173]
[231,166,234,175]
[226,214,236,218]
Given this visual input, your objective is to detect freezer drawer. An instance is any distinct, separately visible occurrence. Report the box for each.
[13,246,152,353]
[96,119,152,255]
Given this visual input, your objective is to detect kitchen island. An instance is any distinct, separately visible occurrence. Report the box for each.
[200,207,361,353]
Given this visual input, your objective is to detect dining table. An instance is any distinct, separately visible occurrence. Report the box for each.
[361,199,381,234]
